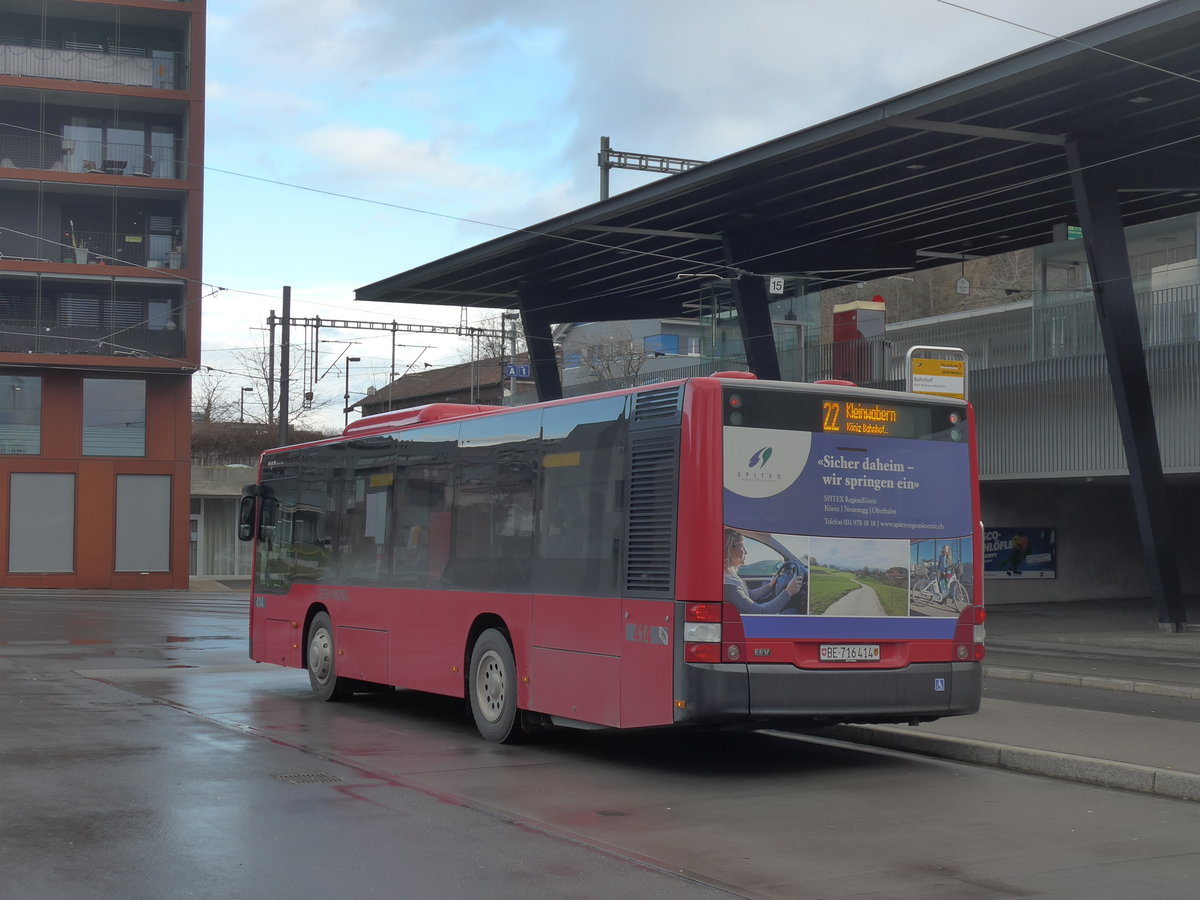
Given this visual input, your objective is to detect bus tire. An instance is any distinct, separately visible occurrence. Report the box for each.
[307,612,353,701]
[469,629,521,743]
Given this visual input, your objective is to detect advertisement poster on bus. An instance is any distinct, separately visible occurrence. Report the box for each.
[723,425,973,637]
[983,527,1056,579]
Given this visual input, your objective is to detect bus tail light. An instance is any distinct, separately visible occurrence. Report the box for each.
[973,605,986,659]
[685,641,721,663]
[969,605,987,661]
[973,605,987,642]
[685,603,722,623]
[685,603,722,663]
[954,605,986,662]
[684,622,721,643]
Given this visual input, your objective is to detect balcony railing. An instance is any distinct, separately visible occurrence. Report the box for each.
[1,228,184,270]
[0,135,184,179]
[0,321,185,360]
[0,43,185,90]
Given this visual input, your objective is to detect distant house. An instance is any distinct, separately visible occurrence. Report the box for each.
[354,354,536,418]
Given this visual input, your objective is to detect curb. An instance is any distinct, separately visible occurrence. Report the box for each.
[986,664,1200,700]
[818,724,1200,802]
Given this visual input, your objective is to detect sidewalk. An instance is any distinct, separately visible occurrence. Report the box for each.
[825,598,1200,802]
[186,582,1200,800]
[189,577,250,593]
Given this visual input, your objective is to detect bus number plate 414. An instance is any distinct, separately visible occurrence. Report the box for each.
[819,644,880,662]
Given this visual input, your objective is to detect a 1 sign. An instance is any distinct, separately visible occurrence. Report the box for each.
[768,276,786,295]
[503,364,531,378]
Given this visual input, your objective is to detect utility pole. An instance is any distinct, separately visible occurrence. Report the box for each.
[598,135,706,200]
[278,286,291,447]
[260,313,511,417]
[343,356,360,428]
[267,311,276,427]
[503,312,519,405]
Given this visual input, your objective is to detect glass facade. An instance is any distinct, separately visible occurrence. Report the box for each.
[82,378,145,456]
[0,374,40,455]
[1033,214,1200,358]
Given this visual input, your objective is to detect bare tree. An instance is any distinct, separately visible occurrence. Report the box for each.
[978,248,1034,303]
[191,367,235,423]
[580,326,645,384]
[227,333,336,430]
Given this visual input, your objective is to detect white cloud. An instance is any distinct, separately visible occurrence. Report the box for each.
[297,125,522,193]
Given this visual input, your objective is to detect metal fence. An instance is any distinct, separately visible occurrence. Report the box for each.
[554,289,1200,477]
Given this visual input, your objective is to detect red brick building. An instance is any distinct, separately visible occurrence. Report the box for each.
[0,0,205,589]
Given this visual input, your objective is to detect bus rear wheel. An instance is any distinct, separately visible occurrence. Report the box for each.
[469,629,521,742]
[307,612,353,701]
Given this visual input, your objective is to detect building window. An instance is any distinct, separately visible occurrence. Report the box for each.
[83,378,145,456]
[643,334,699,356]
[8,473,75,573]
[0,375,41,455]
[115,475,171,572]
[644,334,679,356]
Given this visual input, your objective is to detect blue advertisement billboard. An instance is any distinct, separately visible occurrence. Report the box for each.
[722,425,975,640]
[983,527,1056,579]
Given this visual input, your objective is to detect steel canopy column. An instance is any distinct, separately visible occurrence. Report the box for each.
[515,296,561,401]
[722,236,781,381]
[1065,138,1184,629]
[730,274,781,381]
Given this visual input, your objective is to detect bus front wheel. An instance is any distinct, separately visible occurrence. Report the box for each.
[469,629,521,742]
[307,612,353,701]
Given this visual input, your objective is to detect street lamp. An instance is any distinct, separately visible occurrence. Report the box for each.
[344,357,361,428]
[239,386,253,423]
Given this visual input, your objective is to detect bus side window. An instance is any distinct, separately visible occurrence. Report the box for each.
[455,410,539,593]
[537,396,628,597]
[391,424,458,589]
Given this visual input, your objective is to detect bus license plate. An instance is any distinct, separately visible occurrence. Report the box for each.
[819,644,880,662]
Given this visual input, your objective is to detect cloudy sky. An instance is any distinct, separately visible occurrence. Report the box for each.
[200,0,1150,429]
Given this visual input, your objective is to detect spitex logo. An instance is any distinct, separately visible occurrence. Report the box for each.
[748,446,773,468]
[724,427,809,499]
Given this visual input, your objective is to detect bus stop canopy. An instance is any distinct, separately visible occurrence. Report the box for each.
[357,0,1200,324]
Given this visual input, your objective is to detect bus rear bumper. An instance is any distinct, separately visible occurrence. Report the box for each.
[676,661,983,726]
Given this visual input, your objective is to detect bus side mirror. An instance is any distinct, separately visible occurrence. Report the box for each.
[237,494,256,542]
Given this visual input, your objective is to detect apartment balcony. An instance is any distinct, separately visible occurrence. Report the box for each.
[0,134,184,179]
[0,42,186,91]
[1,228,185,270]
[0,320,185,360]
[0,283,187,360]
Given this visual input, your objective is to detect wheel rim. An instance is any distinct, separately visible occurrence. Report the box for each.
[308,626,333,686]
[474,649,506,724]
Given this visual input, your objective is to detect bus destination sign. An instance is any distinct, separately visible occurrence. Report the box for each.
[821,400,901,436]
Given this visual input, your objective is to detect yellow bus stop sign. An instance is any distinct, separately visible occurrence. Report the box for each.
[909,356,966,399]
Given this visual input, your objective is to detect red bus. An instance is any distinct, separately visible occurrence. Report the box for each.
[238,374,984,742]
